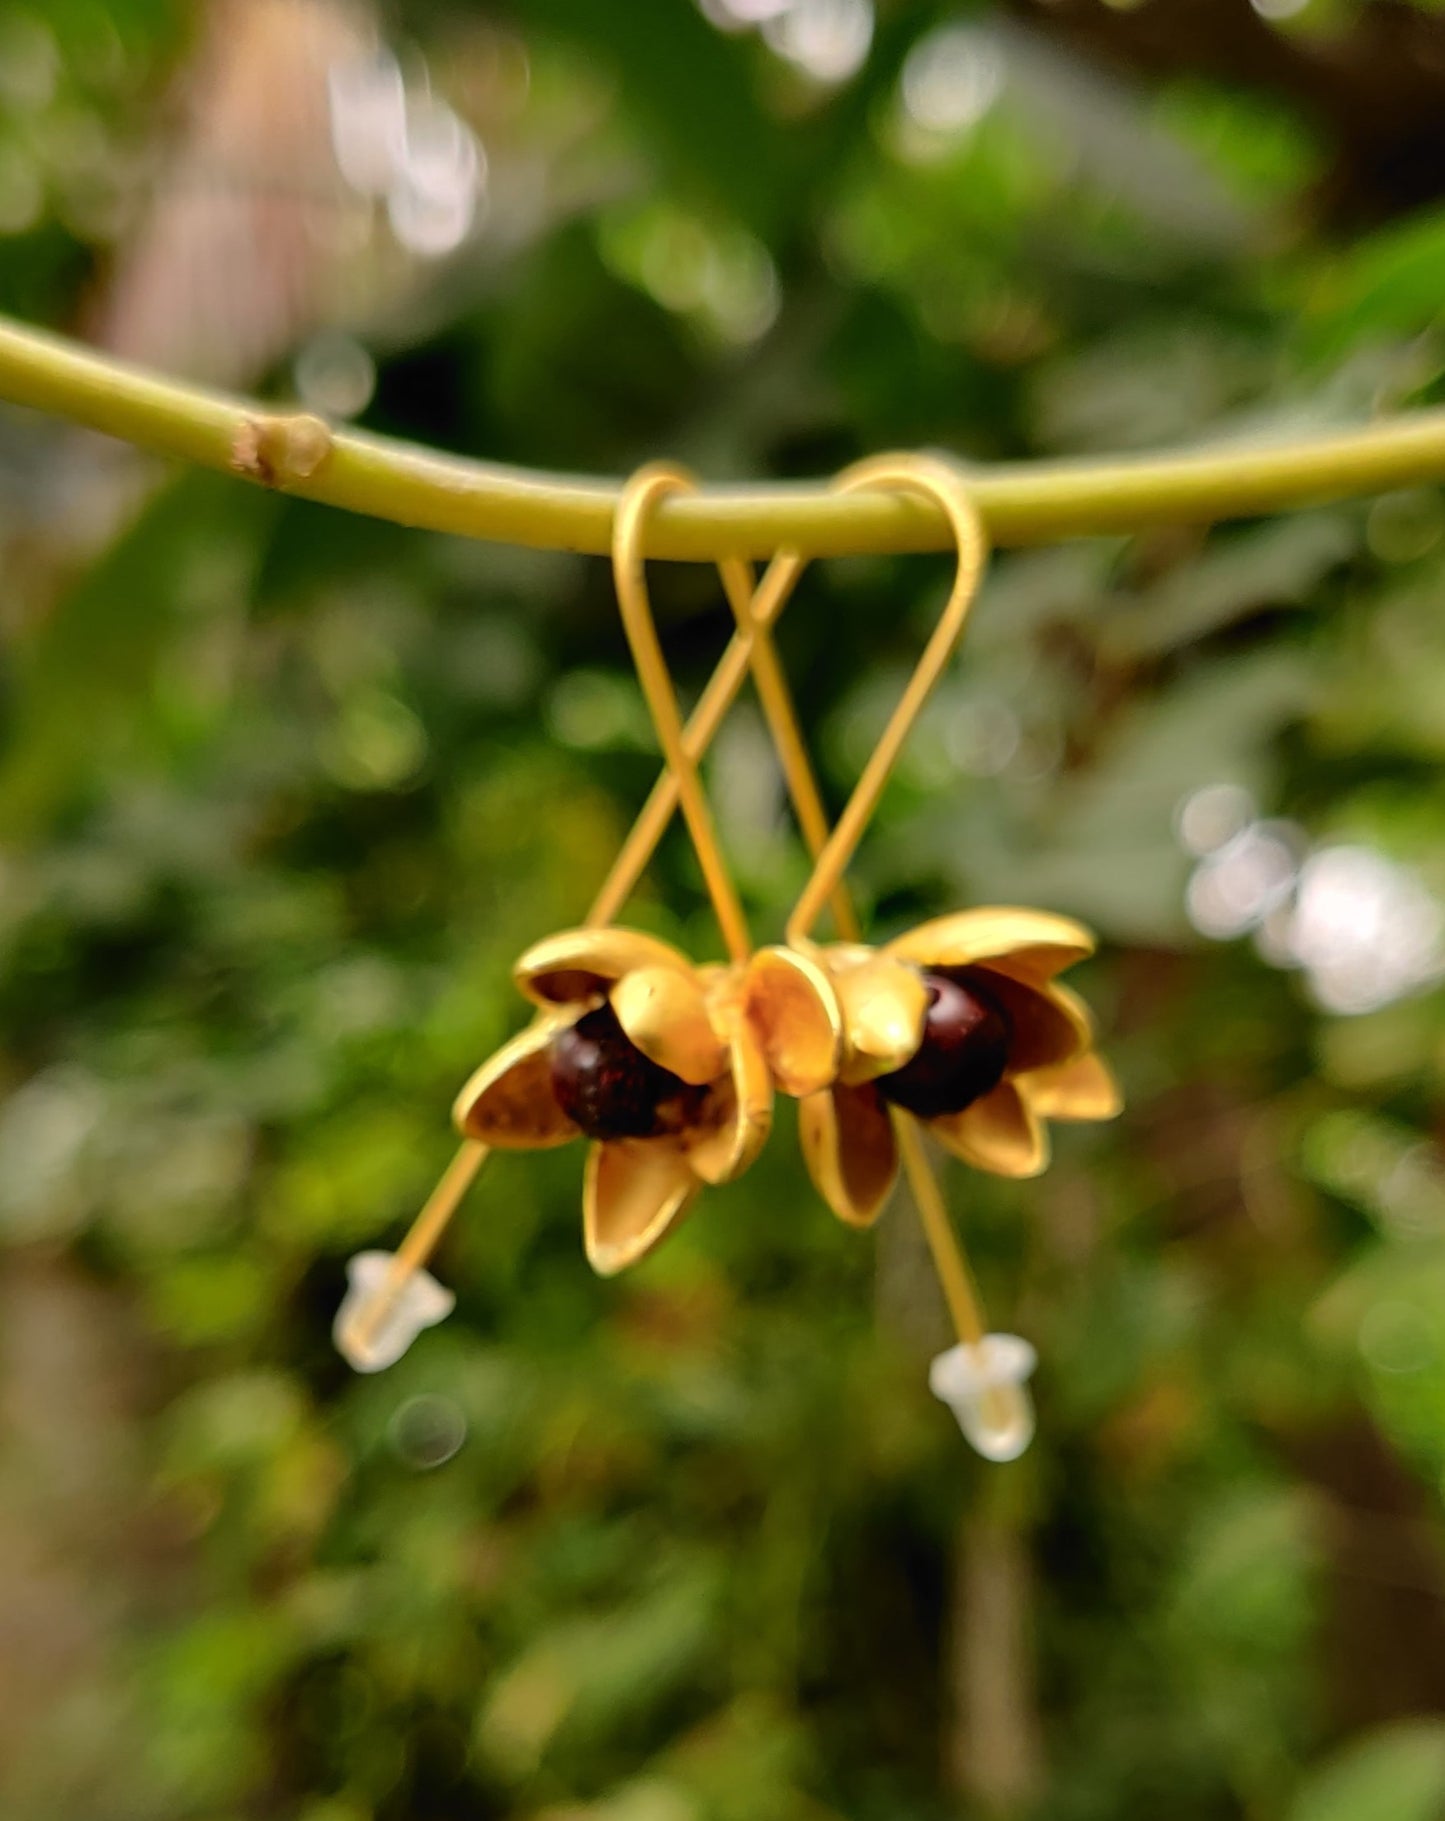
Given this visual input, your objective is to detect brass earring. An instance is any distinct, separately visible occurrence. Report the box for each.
[335,485,816,1366]
[742,454,1120,1460]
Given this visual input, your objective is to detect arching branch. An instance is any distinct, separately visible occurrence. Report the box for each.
[2,313,1443,558]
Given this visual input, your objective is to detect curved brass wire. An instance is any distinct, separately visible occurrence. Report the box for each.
[786,454,989,947]
[611,463,754,964]
[716,555,859,945]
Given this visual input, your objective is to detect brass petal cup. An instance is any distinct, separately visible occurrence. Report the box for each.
[744,946,843,1098]
[829,951,930,1084]
[585,1138,698,1276]
[454,921,791,1275]
[884,907,1094,983]
[454,1020,578,1148]
[932,1081,1049,1179]
[790,904,1119,1220]
[799,1079,899,1227]
[515,926,695,1008]
[611,964,729,1085]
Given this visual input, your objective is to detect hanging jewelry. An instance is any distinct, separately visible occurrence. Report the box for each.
[451,465,810,1273]
[335,453,1122,1472]
[335,472,824,1366]
[732,453,1121,1458]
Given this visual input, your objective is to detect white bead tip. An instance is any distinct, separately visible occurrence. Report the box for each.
[333,1250,455,1373]
[928,1333,1038,1463]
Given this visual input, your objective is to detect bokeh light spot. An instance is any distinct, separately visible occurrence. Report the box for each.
[389,1393,468,1470]
[1176,783,1256,858]
[294,331,376,420]
[1359,1300,1436,1377]
[901,25,1004,140]
[762,0,874,85]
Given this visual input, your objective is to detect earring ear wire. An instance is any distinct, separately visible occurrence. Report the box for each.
[611,464,753,964]
[593,546,806,928]
[717,553,860,945]
[785,454,988,949]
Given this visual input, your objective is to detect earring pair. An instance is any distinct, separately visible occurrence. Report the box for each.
[337,455,1120,1462]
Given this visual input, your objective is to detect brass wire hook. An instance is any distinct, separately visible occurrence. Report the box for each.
[611,463,755,965]
[716,554,860,944]
[786,453,989,948]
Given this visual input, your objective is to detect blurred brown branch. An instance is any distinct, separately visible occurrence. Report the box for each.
[89,0,378,388]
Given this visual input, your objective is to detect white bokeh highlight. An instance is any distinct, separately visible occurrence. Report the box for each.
[901,24,1004,141]
[327,50,408,196]
[762,0,873,84]
[1287,846,1445,1014]
[294,330,376,419]
[1177,786,1445,1015]
[1185,817,1304,941]
[328,49,485,259]
[697,0,794,26]
[1175,782,1256,859]
[698,0,873,86]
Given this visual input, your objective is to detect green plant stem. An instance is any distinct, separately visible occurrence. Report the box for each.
[2,313,1442,556]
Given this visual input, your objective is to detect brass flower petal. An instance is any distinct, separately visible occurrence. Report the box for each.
[969,968,1089,1075]
[611,964,728,1086]
[885,907,1095,984]
[831,952,930,1084]
[821,942,876,971]
[1025,1050,1122,1122]
[686,1012,773,1186]
[453,1019,579,1148]
[584,1138,698,1276]
[799,1081,899,1227]
[745,946,843,1098]
[932,1081,1049,1179]
[514,926,694,1008]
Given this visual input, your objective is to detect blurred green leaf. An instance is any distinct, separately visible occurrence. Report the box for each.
[1307,206,1445,359]
[1291,1723,1445,1821]
[511,0,796,236]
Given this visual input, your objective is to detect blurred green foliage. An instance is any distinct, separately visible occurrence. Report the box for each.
[8,3,1445,1818]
